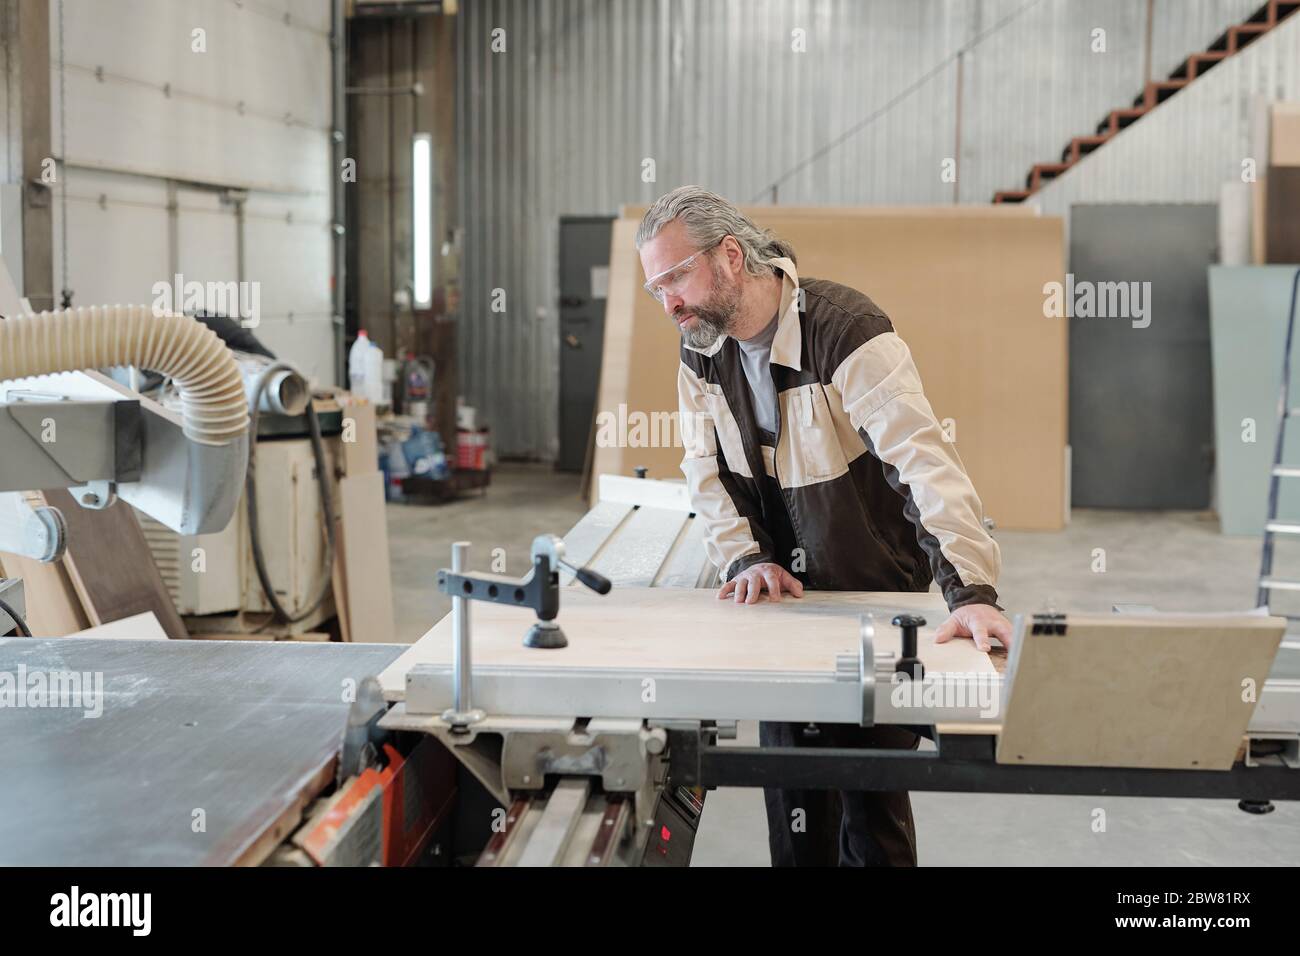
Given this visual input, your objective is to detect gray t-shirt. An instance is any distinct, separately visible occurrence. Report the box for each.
[736,313,780,437]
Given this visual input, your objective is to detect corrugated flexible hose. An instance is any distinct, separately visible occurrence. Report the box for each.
[0,304,248,445]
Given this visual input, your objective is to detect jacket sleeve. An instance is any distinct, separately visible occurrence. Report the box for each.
[678,359,776,581]
[829,327,1002,610]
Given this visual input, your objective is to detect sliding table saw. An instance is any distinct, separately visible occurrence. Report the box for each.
[2,473,1299,866]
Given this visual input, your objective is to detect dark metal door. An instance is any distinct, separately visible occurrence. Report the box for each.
[558,216,615,472]
[1069,204,1218,508]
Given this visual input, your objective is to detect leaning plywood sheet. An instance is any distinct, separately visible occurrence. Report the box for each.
[996,612,1284,771]
[378,587,986,701]
[0,550,90,637]
[591,209,1067,530]
[337,472,397,643]
[44,489,188,640]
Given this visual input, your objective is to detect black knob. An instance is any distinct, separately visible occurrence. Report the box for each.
[892,613,926,681]
[574,566,612,595]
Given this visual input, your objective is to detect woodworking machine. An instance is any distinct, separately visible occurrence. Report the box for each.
[3,474,1300,866]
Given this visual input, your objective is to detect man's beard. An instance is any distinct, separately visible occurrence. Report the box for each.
[678,263,742,349]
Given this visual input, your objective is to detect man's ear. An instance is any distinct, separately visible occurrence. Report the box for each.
[721,236,744,277]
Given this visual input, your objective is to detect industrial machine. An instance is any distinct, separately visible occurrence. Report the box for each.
[3,251,1299,866]
[3,472,1300,865]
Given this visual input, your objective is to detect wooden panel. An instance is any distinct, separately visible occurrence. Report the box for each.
[64,612,168,641]
[337,472,396,643]
[1265,166,1300,263]
[0,551,90,638]
[996,613,1284,771]
[44,489,188,641]
[1271,102,1300,167]
[590,210,1067,530]
[378,588,986,701]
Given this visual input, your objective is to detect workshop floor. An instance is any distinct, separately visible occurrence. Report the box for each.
[386,463,1300,866]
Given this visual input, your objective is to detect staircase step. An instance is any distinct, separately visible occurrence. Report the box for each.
[1229,23,1270,53]
[1266,521,1300,535]
[1143,79,1188,108]
[1248,2,1276,24]
[1187,51,1228,79]
[1105,107,1149,135]
[1026,162,1073,192]
[1062,134,1112,163]
[993,190,1031,204]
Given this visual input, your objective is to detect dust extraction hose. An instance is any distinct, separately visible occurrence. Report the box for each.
[245,361,336,625]
[0,305,248,445]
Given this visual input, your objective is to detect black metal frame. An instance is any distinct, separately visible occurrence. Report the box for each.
[669,729,1300,801]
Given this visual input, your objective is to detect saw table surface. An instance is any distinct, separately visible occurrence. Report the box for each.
[379,587,992,701]
[0,637,405,866]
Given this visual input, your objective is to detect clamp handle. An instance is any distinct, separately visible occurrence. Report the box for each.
[561,559,611,595]
[892,613,926,681]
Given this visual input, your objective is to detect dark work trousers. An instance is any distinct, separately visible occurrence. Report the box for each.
[759,721,920,867]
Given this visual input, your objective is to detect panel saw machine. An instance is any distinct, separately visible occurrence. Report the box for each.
[371,478,1300,866]
[3,250,1300,865]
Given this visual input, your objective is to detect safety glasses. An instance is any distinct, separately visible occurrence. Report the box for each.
[643,238,724,303]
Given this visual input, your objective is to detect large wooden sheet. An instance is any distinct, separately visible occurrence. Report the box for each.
[591,207,1067,530]
[378,587,990,701]
[996,613,1284,771]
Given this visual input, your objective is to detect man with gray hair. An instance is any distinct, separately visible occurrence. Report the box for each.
[636,185,1011,867]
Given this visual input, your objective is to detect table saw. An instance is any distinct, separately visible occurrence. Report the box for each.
[3,474,1300,866]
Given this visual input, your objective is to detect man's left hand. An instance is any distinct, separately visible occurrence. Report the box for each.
[934,603,1014,653]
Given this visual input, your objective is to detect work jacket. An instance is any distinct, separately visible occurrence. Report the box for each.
[676,257,1001,611]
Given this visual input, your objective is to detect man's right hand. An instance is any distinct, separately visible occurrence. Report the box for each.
[717,562,805,604]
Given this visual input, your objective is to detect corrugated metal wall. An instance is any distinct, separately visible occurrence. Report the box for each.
[457,0,1265,459]
[1031,11,1300,223]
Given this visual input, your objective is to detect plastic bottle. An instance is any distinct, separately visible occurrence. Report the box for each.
[348,330,385,405]
[349,330,374,401]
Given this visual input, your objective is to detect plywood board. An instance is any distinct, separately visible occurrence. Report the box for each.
[43,489,188,640]
[1270,102,1300,167]
[996,613,1283,771]
[1265,166,1300,264]
[590,210,1067,530]
[64,612,168,640]
[0,551,90,637]
[379,587,986,701]
[338,472,396,644]
[337,397,379,477]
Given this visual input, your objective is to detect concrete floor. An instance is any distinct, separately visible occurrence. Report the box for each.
[387,463,1300,866]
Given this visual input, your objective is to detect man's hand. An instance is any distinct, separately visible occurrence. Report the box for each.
[934,603,1014,653]
[717,562,805,604]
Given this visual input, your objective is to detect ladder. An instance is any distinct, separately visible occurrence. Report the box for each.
[1257,268,1300,616]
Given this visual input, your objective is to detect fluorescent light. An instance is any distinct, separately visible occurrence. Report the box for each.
[413,133,433,308]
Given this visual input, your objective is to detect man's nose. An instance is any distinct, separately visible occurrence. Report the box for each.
[662,291,684,315]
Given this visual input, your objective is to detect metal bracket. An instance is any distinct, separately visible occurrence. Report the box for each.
[378,709,667,829]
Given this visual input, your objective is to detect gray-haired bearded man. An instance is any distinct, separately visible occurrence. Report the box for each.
[635,186,1012,867]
